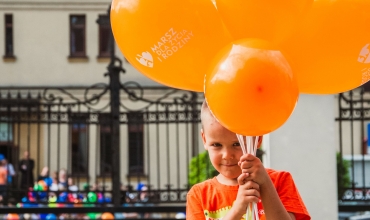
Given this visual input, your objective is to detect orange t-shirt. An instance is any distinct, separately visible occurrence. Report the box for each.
[186,168,310,220]
[0,167,7,185]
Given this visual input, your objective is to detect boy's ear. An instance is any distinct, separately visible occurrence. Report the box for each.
[201,129,207,150]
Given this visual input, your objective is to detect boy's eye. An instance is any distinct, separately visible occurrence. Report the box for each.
[211,143,222,147]
[233,142,241,147]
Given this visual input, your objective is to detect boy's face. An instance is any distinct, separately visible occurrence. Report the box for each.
[201,117,243,181]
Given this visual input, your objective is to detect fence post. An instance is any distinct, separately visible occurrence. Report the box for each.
[98,4,126,207]
[191,92,199,157]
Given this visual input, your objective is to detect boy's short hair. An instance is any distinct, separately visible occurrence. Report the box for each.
[201,100,213,129]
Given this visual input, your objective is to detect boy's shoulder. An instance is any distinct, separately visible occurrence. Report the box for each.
[190,177,216,192]
[266,168,296,188]
[266,168,291,177]
[189,177,239,194]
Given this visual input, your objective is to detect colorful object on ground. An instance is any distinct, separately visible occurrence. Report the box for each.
[279,0,370,94]
[45,213,57,220]
[44,177,53,186]
[101,212,115,220]
[205,39,299,136]
[6,213,19,220]
[87,213,100,220]
[38,180,48,190]
[87,192,97,203]
[215,0,313,44]
[33,183,43,191]
[111,0,231,92]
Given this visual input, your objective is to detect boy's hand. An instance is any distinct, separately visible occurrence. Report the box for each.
[232,174,260,216]
[238,154,269,186]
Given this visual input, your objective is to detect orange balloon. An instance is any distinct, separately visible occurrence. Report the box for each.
[111,0,232,92]
[101,212,114,220]
[280,0,370,94]
[6,213,19,220]
[215,0,313,44]
[205,39,299,136]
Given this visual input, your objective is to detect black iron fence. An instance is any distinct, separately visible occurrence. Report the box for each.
[337,87,370,212]
[0,4,214,219]
[0,85,203,218]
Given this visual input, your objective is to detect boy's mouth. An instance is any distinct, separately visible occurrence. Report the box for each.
[221,164,237,167]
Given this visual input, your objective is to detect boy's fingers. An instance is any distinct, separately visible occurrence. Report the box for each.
[239,154,255,162]
[239,159,255,169]
[244,194,260,203]
[237,173,248,185]
[243,189,260,197]
[241,168,253,174]
[244,181,260,191]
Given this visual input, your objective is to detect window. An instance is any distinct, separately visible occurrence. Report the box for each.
[99,114,112,175]
[0,119,13,142]
[4,14,14,58]
[128,113,144,175]
[69,15,86,57]
[71,119,88,175]
[98,15,111,58]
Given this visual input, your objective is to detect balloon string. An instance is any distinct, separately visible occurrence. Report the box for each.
[236,134,247,155]
[254,202,259,220]
[246,203,251,219]
[237,134,259,220]
[254,136,259,156]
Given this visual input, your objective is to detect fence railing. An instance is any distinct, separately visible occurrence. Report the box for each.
[0,86,205,219]
[337,88,370,212]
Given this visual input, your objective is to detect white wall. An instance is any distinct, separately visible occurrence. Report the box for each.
[0,0,160,87]
[269,94,338,219]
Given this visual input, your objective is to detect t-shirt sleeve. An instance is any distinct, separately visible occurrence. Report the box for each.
[276,172,311,220]
[186,185,205,219]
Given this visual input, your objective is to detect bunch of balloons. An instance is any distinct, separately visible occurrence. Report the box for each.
[18,189,111,209]
[111,0,370,136]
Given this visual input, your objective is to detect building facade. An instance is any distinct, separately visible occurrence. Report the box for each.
[0,0,347,219]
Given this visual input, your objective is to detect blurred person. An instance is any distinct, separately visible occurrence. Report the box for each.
[37,166,49,182]
[19,151,34,190]
[0,160,7,202]
[58,168,68,190]
[49,171,59,191]
[67,177,79,199]
[3,159,15,186]
[68,177,78,192]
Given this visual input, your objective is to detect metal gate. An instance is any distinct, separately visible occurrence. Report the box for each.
[337,87,370,212]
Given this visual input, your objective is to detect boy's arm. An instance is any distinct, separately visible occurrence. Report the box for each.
[186,187,206,219]
[260,177,296,220]
[239,155,308,219]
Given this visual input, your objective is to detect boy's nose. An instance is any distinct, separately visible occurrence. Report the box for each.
[222,149,234,160]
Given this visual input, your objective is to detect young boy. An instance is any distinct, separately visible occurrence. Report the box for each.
[186,102,310,220]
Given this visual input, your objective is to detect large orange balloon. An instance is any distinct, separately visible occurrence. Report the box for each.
[205,39,299,136]
[280,0,370,94]
[215,0,313,44]
[111,0,232,92]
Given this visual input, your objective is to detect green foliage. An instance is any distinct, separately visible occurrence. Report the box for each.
[188,151,218,187]
[337,152,351,200]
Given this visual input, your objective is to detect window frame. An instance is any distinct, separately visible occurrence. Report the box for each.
[69,114,89,176]
[69,14,87,58]
[127,113,145,176]
[4,14,15,58]
[97,14,111,58]
[98,113,113,176]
